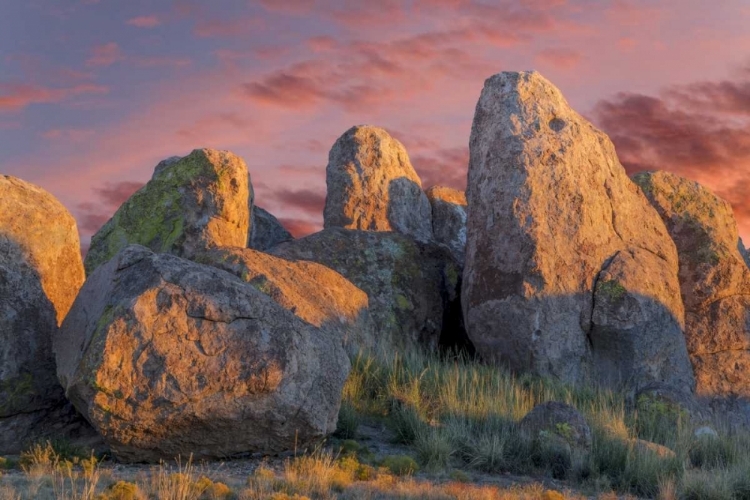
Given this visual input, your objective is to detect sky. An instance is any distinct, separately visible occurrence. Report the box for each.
[2,0,750,250]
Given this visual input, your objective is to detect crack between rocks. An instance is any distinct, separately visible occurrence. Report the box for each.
[186,313,259,324]
[696,292,750,311]
[586,251,621,348]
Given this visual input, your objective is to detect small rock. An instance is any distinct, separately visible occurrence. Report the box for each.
[248,206,293,251]
[519,401,592,451]
[425,186,467,265]
[694,426,719,440]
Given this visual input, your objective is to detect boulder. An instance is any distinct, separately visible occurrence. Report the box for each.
[426,186,467,265]
[248,206,293,251]
[323,126,433,242]
[197,247,373,353]
[56,245,350,462]
[85,149,250,274]
[633,171,750,399]
[519,401,591,451]
[271,228,463,351]
[0,175,89,453]
[463,71,693,392]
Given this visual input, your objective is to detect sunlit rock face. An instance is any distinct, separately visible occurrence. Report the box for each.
[84,149,250,275]
[0,175,90,453]
[463,71,694,393]
[248,206,293,251]
[426,186,468,266]
[634,171,750,401]
[197,246,373,355]
[57,245,350,463]
[323,125,433,243]
[271,228,466,352]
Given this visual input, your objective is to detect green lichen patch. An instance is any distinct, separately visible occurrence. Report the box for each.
[596,279,627,302]
[84,150,221,274]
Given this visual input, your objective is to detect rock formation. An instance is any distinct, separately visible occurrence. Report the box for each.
[633,171,750,400]
[57,245,350,462]
[0,175,89,453]
[272,228,463,351]
[248,206,293,251]
[85,149,250,274]
[462,71,694,392]
[426,186,467,265]
[323,126,433,242]
[198,247,373,353]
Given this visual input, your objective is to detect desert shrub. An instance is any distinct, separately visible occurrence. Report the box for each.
[334,401,359,439]
[100,480,146,500]
[689,435,738,469]
[380,455,419,476]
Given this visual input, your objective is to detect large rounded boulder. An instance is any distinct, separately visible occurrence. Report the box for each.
[84,149,250,274]
[271,228,463,351]
[323,126,433,243]
[198,246,373,353]
[56,245,350,462]
[633,171,750,399]
[426,186,467,265]
[463,72,694,392]
[0,175,88,453]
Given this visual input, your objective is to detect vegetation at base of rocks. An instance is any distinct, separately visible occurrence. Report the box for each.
[5,348,750,499]
[339,347,750,499]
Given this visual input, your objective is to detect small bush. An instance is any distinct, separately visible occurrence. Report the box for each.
[380,455,419,476]
[414,427,453,470]
[449,469,470,483]
[334,402,359,439]
[689,435,737,469]
[101,480,145,500]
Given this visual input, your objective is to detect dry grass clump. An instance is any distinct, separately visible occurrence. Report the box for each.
[340,348,750,498]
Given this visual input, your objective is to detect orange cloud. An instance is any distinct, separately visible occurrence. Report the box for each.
[126,15,161,28]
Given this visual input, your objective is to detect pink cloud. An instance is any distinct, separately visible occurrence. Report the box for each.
[86,42,123,67]
[593,69,750,238]
[0,83,108,111]
[535,48,583,69]
[42,128,96,141]
[126,15,161,28]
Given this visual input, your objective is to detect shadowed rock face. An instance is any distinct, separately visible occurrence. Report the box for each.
[198,246,373,354]
[463,71,694,393]
[323,125,433,243]
[634,171,750,400]
[0,175,89,454]
[84,149,250,274]
[248,206,293,251]
[57,245,350,463]
[271,228,464,352]
[426,186,467,265]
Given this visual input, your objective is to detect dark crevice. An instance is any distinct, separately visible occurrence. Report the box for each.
[586,251,621,349]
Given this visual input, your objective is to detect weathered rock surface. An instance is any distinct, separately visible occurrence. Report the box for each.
[85,149,250,274]
[463,71,693,392]
[633,171,750,399]
[426,186,467,265]
[248,206,293,251]
[0,175,88,453]
[198,247,373,353]
[271,228,463,351]
[519,401,592,451]
[57,245,350,462]
[323,126,433,242]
